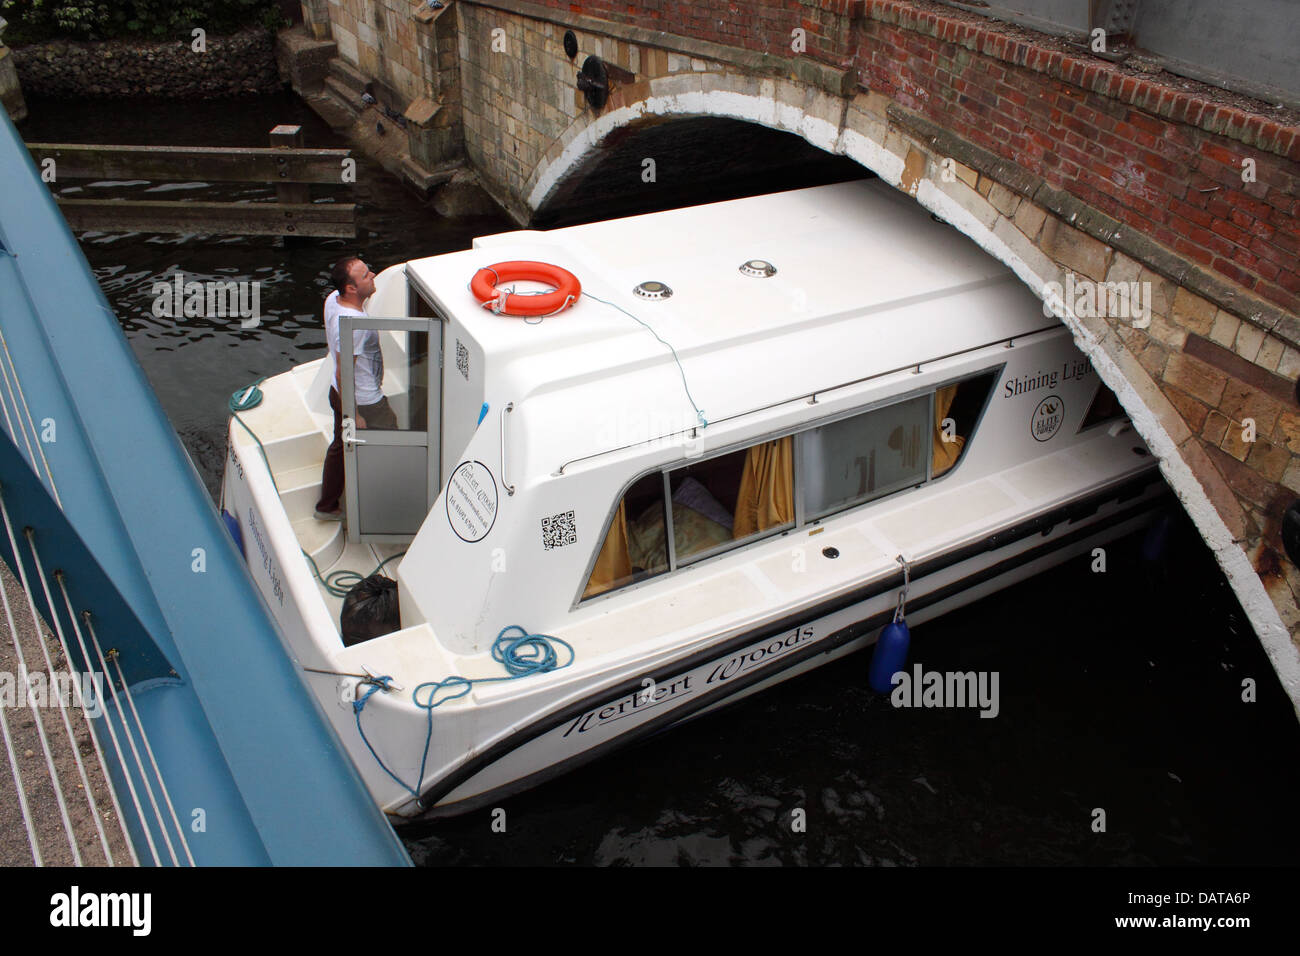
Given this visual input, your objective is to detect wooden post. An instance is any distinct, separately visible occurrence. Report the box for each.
[271,124,311,240]
[271,125,312,203]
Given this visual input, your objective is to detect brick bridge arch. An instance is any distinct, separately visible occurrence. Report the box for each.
[521,74,1300,709]
[293,0,1300,712]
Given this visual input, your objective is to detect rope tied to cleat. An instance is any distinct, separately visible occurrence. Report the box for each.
[350,625,575,799]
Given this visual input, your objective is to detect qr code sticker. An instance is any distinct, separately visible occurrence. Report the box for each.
[541,511,577,550]
[456,340,469,380]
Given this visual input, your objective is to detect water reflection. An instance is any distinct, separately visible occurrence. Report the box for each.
[20,92,513,494]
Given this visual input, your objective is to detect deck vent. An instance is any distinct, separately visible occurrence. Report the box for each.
[633,280,672,300]
[739,259,776,277]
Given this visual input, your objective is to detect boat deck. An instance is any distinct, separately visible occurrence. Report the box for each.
[229,361,407,637]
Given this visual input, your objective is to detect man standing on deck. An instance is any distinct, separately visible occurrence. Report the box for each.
[314,256,396,521]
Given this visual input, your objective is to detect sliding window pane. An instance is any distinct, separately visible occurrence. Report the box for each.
[801,394,930,519]
[669,438,794,565]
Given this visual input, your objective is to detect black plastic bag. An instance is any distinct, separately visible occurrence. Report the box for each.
[340,574,400,647]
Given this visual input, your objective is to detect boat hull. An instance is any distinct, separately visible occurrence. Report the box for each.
[400,467,1169,821]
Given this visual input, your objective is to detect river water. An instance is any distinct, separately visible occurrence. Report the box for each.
[17,93,1300,866]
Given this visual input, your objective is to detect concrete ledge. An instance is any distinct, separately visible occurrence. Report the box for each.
[401,155,461,195]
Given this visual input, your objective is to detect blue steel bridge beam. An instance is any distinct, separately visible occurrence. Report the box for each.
[0,112,409,866]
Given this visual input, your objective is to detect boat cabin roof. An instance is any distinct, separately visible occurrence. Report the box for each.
[404,179,1054,478]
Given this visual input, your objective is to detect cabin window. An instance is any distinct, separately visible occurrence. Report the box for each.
[800,394,930,520]
[583,472,668,598]
[581,368,998,602]
[410,286,442,319]
[403,287,442,431]
[669,438,795,565]
[582,440,795,597]
[933,370,997,477]
[1078,381,1125,431]
[367,328,430,432]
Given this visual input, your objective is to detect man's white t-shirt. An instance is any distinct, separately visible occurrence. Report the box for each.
[324,290,384,406]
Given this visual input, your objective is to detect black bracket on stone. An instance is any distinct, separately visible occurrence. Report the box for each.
[576,55,636,112]
[577,56,609,110]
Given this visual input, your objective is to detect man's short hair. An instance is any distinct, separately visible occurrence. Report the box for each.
[331,256,361,295]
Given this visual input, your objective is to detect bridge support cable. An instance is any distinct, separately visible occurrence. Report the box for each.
[0,485,136,865]
[0,324,60,508]
[0,328,40,486]
[3,518,115,864]
[56,566,184,866]
[5,508,146,867]
[90,614,194,867]
[0,497,82,865]
[0,608,43,865]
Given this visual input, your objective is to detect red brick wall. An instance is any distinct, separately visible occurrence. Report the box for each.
[558,1,855,59]
[530,0,1300,315]
[855,3,1299,315]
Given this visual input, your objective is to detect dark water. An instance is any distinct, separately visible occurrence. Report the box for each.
[405,522,1300,866]
[19,92,514,500]
[19,94,1300,866]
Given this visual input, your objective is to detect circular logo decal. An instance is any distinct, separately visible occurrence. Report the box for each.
[446,460,498,542]
[1031,395,1065,442]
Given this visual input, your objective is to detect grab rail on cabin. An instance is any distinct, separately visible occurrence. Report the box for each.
[554,322,1064,476]
[502,402,516,496]
[0,111,408,865]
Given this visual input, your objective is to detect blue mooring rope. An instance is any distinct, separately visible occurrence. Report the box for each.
[227,382,579,799]
[353,625,575,799]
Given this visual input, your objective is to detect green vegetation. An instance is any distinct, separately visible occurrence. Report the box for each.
[0,0,286,44]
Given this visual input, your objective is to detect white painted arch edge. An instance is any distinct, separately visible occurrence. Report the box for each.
[523,78,1300,719]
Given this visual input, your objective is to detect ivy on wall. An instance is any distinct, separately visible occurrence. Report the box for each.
[0,0,284,44]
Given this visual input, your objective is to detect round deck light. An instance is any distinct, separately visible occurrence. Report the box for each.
[633,280,672,299]
[739,259,777,277]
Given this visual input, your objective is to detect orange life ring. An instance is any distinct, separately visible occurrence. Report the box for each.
[470,261,582,317]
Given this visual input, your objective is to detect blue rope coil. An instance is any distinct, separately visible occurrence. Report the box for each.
[228,382,264,413]
[353,625,575,799]
[492,624,568,675]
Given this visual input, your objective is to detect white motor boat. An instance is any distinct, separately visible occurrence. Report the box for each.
[221,178,1168,820]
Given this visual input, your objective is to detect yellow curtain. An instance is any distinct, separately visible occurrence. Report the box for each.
[583,500,631,598]
[733,436,794,539]
[932,384,966,476]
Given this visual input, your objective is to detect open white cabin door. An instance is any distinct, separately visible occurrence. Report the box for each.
[339,314,442,543]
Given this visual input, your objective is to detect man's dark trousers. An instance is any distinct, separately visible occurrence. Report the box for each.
[316,387,398,514]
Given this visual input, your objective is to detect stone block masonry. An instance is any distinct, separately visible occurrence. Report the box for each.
[317,0,441,107]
